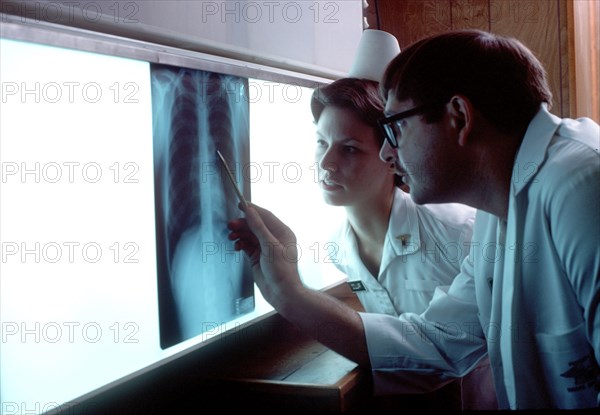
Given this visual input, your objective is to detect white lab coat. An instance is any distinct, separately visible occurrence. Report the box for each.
[333,188,476,316]
[360,105,600,409]
[333,189,497,409]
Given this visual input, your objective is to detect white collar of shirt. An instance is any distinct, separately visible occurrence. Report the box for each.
[337,188,422,277]
[513,104,599,196]
[512,104,561,196]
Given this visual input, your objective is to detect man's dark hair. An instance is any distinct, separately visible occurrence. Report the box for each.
[381,30,553,135]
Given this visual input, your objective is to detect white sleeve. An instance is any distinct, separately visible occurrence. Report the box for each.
[360,255,488,395]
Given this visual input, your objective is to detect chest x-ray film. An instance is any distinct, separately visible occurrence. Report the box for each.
[150,64,255,349]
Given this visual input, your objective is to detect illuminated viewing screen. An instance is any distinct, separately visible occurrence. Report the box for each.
[0,35,345,414]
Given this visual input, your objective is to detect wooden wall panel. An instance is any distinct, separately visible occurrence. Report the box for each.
[376,0,488,47]
[377,0,452,48]
[451,0,490,31]
[489,0,564,115]
[570,0,600,122]
[370,0,571,117]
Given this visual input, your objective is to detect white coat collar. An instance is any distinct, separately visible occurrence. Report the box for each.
[512,104,561,196]
[335,189,421,278]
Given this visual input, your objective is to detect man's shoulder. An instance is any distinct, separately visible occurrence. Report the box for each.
[556,116,600,149]
[536,125,599,193]
[415,202,476,235]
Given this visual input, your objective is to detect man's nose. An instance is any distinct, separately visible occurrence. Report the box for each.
[379,139,397,164]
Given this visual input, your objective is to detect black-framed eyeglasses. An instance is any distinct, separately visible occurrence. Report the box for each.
[378,102,446,149]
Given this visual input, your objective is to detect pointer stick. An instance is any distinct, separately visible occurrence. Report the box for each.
[216,150,249,209]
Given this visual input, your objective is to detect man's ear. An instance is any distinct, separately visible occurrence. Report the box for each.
[447,95,473,147]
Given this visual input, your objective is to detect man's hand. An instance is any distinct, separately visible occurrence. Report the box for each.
[227,203,304,305]
[227,203,370,367]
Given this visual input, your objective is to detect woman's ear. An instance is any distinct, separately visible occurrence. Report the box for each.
[447,95,473,147]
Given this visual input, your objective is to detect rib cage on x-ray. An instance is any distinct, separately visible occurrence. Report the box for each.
[151,64,254,348]
[167,72,200,258]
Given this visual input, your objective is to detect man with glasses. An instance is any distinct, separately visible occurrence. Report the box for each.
[228,30,599,409]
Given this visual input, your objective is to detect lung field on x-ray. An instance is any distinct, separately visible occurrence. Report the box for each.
[151,64,254,349]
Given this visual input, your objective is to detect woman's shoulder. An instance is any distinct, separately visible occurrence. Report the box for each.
[414,201,477,237]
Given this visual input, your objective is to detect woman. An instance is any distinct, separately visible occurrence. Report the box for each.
[311,77,497,409]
